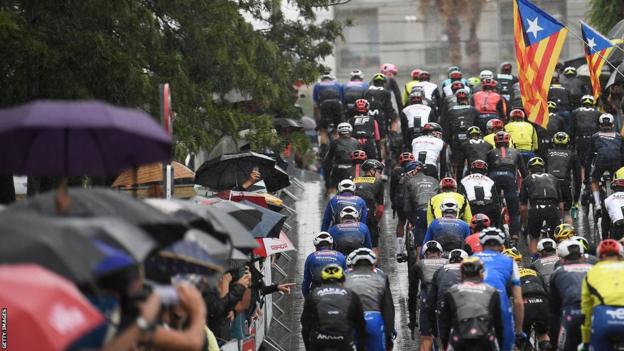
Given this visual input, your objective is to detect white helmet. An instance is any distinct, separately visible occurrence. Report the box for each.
[448,249,469,263]
[423,240,443,254]
[337,122,353,135]
[349,247,377,266]
[479,69,494,80]
[350,69,363,80]
[321,73,336,81]
[346,250,356,267]
[339,205,360,221]
[537,238,557,253]
[557,239,584,259]
[313,232,334,247]
[479,227,506,245]
[338,179,356,193]
[599,113,615,126]
[571,236,590,253]
[440,201,459,214]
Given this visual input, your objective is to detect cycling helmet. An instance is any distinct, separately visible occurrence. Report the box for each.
[467,126,482,136]
[337,179,355,194]
[537,238,557,253]
[398,152,415,164]
[581,95,595,107]
[467,76,481,88]
[599,113,615,126]
[612,177,624,190]
[350,69,363,80]
[479,227,506,246]
[419,71,431,81]
[409,90,424,104]
[500,62,512,74]
[450,81,464,92]
[320,73,336,81]
[349,247,377,266]
[455,88,469,100]
[481,78,497,88]
[372,73,387,83]
[314,232,334,247]
[470,159,488,174]
[547,100,558,112]
[571,236,590,253]
[470,213,491,231]
[552,131,570,145]
[440,201,459,215]
[361,159,384,172]
[346,250,356,267]
[502,247,522,263]
[563,66,577,77]
[403,161,423,173]
[449,249,469,263]
[551,71,560,83]
[439,177,458,191]
[339,205,360,221]
[509,108,526,121]
[320,263,345,282]
[616,167,624,181]
[423,240,443,254]
[460,256,484,277]
[553,223,575,242]
[447,66,460,75]
[381,63,398,75]
[351,150,367,162]
[411,68,422,79]
[423,122,443,135]
[557,239,583,259]
[597,239,624,258]
[337,122,353,135]
[527,157,545,172]
[494,131,511,146]
[354,98,370,113]
[487,118,504,132]
[479,70,494,80]
[449,71,463,80]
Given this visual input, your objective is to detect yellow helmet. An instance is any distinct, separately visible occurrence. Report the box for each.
[615,167,624,181]
[553,223,575,242]
[502,247,523,263]
[320,264,345,282]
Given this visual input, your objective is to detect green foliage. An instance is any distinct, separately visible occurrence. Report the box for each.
[589,0,624,35]
[0,0,343,157]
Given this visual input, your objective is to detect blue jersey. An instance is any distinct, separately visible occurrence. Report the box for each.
[343,81,369,104]
[313,80,343,104]
[474,250,521,351]
[441,78,470,89]
[321,194,368,231]
[421,218,470,257]
[328,222,372,256]
[301,248,347,297]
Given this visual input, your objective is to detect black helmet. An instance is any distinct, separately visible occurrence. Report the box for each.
[361,159,384,173]
[422,122,442,135]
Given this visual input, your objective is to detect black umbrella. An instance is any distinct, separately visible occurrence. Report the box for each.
[211,200,264,230]
[5,187,188,247]
[0,214,105,284]
[195,152,290,192]
[273,118,303,130]
[240,200,287,238]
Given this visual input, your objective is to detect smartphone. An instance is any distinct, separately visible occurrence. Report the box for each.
[153,285,179,306]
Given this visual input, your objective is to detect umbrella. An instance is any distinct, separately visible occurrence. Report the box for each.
[93,241,137,276]
[210,200,264,230]
[206,135,250,161]
[0,214,106,283]
[6,187,188,247]
[608,19,624,39]
[112,161,195,188]
[0,100,171,176]
[273,118,303,130]
[0,264,104,351]
[300,116,316,131]
[253,231,297,257]
[240,200,287,238]
[195,151,290,192]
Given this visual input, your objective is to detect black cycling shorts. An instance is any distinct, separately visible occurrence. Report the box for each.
[329,166,352,189]
[318,99,343,129]
[523,295,549,335]
[367,215,380,247]
[526,203,561,239]
[558,179,573,211]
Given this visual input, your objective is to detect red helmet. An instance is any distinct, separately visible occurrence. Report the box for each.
[494,131,511,146]
[509,109,526,121]
[597,239,624,258]
[411,69,422,79]
[470,213,491,230]
[398,152,415,164]
[481,78,497,88]
[439,177,458,191]
[419,71,430,81]
[450,81,464,92]
[354,98,370,113]
[487,118,504,131]
[351,150,367,162]
[470,159,488,173]
[449,71,463,80]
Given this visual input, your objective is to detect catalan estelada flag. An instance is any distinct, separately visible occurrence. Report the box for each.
[580,21,614,100]
[514,0,567,128]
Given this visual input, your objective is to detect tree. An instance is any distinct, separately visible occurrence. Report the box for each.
[589,0,624,35]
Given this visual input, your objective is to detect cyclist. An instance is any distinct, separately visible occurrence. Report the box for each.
[343,70,369,119]
[466,213,491,254]
[302,232,347,297]
[471,78,508,131]
[390,152,415,261]
[327,206,372,256]
[603,168,624,240]
[323,122,359,195]
[545,131,582,220]
[548,72,571,119]
[549,239,593,351]
[365,73,395,158]
[441,81,468,116]
[423,201,471,254]
[351,150,367,178]
[400,90,435,150]
[484,118,514,147]
[353,159,385,255]
[503,248,553,351]
[411,122,447,179]
[474,227,525,351]
[460,160,501,228]
[462,126,493,167]
[401,68,422,106]
[496,61,519,103]
[409,240,447,351]
[438,257,504,351]
[442,68,470,98]
[560,66,588,112]
[379,63,403,116]
[427,177,472,224]
[530,238,558,289]
[301,264,367,351]
[349,99,381,160]
[570,95,600,194]
[442,88,480,179]
[504,108,538,164]
[579,239,624,351]
[588,113,624,219]
[520,157,563,255]
[313,73,344,154]
[487,131,528,243]
[321,179,368,231]
[345,248,395,351]
[545,101,566,147]
[417,70,441,111]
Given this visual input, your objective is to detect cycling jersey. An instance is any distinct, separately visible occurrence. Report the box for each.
[324,137,359,166]
[301,248,347,297]
[570,107,600,144]
[486,146,528,176]
[328,222,372,256]
[354,175,384,247]
[504,121,538,151]
[530,255,559,289]
[428,262,462,313]
[546,112,566,138]
[422,217,471,253]
[484,133,516,148]
[519,268,550,336]
[548,84,571,112]
[496,73,519,101]
[400,103,434,148]
[465,233,483,253]
[321,194,368,231]
[441,78,470,96]
[411,257,448,336]
[313,80,343,104]
[364,86,394,135]
[442,104,479,148]
[472,90,506,117]
[349,114,381,141]
[560,76,588,110]
[462,138,493,164]
[402,173,439,213]
[460,173,497,205]
[343,80,368,113]
[605,192,624,225]
[402,79,420,106]
[588,131,624,166]
[427,192,472,224]
[520,172,561,203]
[411,135,445,168]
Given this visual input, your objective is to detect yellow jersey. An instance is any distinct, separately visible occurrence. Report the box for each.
[580,260,624,344]
[484,133,516,148]
[427,192,472,225]
[504,121,538,151]
[402,80,420,106]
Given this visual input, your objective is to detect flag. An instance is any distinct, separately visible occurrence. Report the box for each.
[580,21,615,100]
[514,0,568,128]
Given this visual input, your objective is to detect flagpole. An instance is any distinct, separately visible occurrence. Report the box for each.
[566,23,624,80]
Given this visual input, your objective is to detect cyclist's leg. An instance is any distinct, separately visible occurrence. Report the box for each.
[418,293,434,351]
[396,211,407,260]
[526,207,543,254]
[589,306,624,351]
[498,173,521,238]
[367,215,380,256]
[413,208,428,259]
[557,308,583,351]
[364,311,386,351]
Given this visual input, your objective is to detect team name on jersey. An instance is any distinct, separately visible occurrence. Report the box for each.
[353,176,376,184]
[317,287,348,296]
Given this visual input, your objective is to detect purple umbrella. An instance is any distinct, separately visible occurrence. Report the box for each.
[0,100,171,176]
